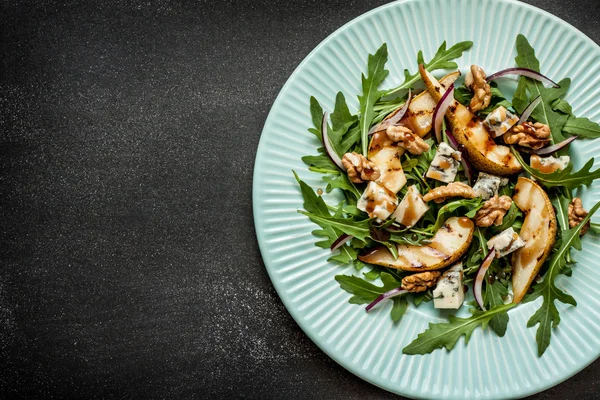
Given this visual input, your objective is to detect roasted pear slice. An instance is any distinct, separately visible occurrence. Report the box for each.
[385,71,461,137]
[419,65,522,176]
[358,216,474,271]
[368,132,407,193]
[511,177,557,303]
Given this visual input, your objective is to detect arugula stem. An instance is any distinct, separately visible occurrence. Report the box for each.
[308,167,340,174]
[412,164,431,191]
[407,228,435,237]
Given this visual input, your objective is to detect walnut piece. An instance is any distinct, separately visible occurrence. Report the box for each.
[422,182,476,204]
[402,271,441,293]
[386,125,430,155]
[568,197,590,236]
[341,152,381,184]
[464,65,492,112]
[503,122,551,149]
[474,195,512,227]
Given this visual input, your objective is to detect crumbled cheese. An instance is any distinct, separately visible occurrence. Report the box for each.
[483,106,519,138]
[530,155,570,174]
[472,172,508,200]
[487,227,526,258]
[433,262,465,309]
[357,181,398,221]
[391,185,430,227]
[425,142,462,183]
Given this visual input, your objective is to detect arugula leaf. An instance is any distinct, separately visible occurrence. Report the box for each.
[299,211,371,242]
[391,297,408,322]
[427,197,483,233]
[309,96,325,141]
[524,200,600,356]
[328,243,358,265]
[410,291,432,307]
[385,41,473,97]
[335,271,407,322]
[485,281,510,336]
[358,44,389,156]
[335,271,399,303]
[323,174,361,201]
[388,231,432,246]
[512,148,600,189]
[402,303,516,354]
[302,154,339,172]
[401,158,419,172]
[552,98,572,115]
[294,172,361,265]
[339,125,362,154]
[331,92,356,131]
[563,116,600,139]
[551,191,578,264]
[512,77,529,114]
[294,171,329,215]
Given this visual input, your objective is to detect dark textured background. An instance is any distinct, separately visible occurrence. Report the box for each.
[0,0,598,398]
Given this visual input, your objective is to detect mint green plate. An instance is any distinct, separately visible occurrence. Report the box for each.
[252,0,600,398]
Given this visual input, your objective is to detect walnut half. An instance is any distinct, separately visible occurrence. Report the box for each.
[423,182,476,204]
[503,122,551,149]
[569,197,590,236]
[386,125,430,155]
[341,152,380,183]
[474,195,512,227]
[465,65,492,112]
[402,271,441,293]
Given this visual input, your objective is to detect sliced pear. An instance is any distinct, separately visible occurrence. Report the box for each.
[368,132,406,193]
[386,71,461,137]
[358,216,474,272]
[419,65,522,176]
[511,177,557,303]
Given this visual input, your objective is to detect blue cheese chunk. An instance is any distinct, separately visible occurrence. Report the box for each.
[425,142,461,183]
[391,185,430,227]
[472,172,508,200]
[433,262,465,309]
[483,106,520,138]
[487,227,526,258]
[530,154,570,174]
[357,181,398,221]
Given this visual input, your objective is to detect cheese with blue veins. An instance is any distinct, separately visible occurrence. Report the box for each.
[425,142,462,183]
[357,181,398,221]
[530,154,570,174]
[391,185,429,227]
[487,227,526,258]
[483,106,519,138]
[433,262,465,309]
[472,172,508,200]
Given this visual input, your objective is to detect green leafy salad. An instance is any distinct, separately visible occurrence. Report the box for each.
[295,34,600,356]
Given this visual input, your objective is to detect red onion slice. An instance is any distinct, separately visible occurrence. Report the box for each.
[486,67,560,88]
[365,287,408,312]
[368,89,412,136]
[474,247,496,311]
[432,83,455,143]
[534,135,578,155]
[446,130,475,184]
[330,233,353,251]
[322,112,345,170]
[517,95,542,125]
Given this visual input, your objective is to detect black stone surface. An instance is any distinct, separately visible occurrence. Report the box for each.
[0,0,598,398]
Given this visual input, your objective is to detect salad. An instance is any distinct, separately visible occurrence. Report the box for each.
[295,35,600,356]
